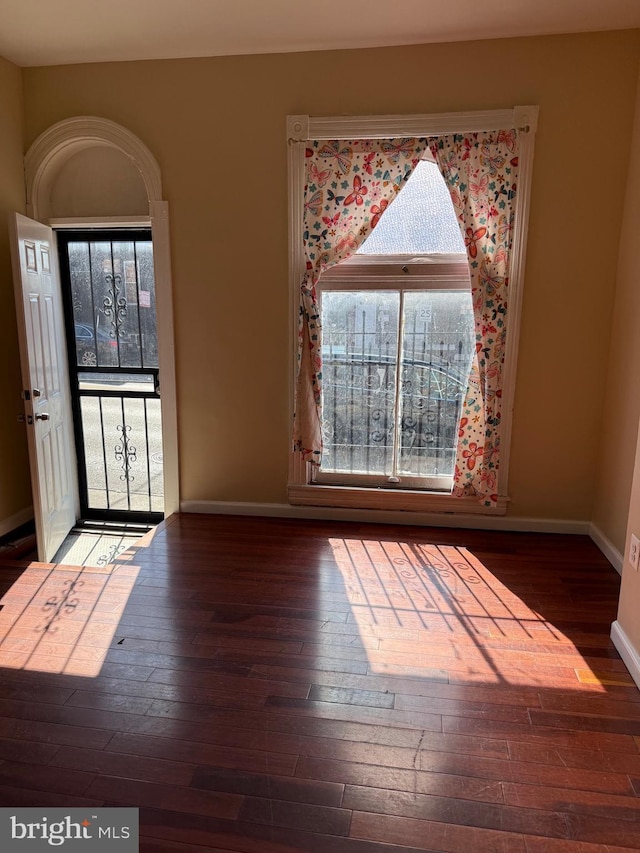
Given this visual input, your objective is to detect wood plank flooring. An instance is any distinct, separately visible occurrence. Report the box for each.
[0,513,638,852]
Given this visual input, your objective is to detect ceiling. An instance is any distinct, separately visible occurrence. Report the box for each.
[1,0,639,68]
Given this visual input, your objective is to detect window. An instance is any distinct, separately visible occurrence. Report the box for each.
[287,108,537,515]
[316,159,474,492]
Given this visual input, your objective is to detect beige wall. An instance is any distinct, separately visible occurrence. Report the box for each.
[20,31,640,516]
[612,65,640,651]
[593,65,640,555]
[0,56,31,527]
[618,426,640,654]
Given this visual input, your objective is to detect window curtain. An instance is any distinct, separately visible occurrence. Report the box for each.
[429,130,520,506]
[294,137,427,463]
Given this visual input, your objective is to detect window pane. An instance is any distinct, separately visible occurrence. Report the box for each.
[321,291,399,474]
[398,291,474,478]
[78,372,155,393]
[357,160,465,255]
[80,395,163,512]
[67,239,158,370]
[135,241,159,369]
[320,289,474,485]
[88,241,120,369]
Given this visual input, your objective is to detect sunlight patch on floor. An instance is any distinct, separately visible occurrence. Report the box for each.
[53,522,151,569]
[0,560,140,676]
[327,537,618,691]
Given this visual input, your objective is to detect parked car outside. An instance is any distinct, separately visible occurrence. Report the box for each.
[74,322,118,367]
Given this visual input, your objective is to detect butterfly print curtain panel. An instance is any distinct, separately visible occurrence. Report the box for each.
[429,130,520,506]
[294,137,427,462]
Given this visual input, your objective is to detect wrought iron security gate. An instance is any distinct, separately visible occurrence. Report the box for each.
[58,230,163,523]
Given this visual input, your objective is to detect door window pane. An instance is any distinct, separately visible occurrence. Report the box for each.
[68,239,157,369]
[60,231,163,519]
[78,372,156,393]
[80,395,163,513]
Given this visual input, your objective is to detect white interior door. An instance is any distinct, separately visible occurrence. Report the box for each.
[10,213,78,562]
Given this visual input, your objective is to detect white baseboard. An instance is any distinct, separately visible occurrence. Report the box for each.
[589,523,624,575]
[0,506,34,540]
[180,500,590,534]
[611,620,640,690]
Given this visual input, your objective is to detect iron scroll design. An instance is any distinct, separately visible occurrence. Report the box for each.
[102,271,127,340]
[115,424,137,482]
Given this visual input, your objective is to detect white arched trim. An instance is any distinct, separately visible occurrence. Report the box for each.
[23,116,179,519]
[25,116,163,220]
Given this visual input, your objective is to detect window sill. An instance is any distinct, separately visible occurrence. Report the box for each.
[288,484,508,515]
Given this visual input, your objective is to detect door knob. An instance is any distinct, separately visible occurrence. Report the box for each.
[35,413,50,421]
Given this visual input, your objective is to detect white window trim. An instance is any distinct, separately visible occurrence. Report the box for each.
[287,106,538,516]
[25,117,180,518]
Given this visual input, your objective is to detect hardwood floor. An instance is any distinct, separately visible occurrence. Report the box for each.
[0,513,638,852]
